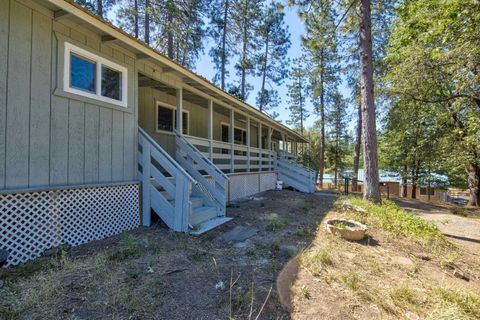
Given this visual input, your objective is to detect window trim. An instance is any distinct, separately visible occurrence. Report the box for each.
[221,122,247,145]
[155,101,189,135]
[64,42,128,107]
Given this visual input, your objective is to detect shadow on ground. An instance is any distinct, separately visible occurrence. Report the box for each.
[0,189,336,320]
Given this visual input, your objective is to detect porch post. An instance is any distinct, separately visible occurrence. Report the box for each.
[230,109,235,173]
[258,123,262,171]
[176,87,183,134]
[246,117,251,172]
[208,100,213,160]
[268,127,273,171]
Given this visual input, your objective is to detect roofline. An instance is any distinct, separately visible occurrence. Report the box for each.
[47,0,309,143]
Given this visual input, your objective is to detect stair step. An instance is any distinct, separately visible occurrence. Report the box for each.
[190,196,204,209]
[189,217,233,235]
[189,206,217,226]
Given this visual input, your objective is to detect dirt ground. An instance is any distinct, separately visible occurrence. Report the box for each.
[0,190,333,320]
[1,190,479,320]
[394,198,480,256]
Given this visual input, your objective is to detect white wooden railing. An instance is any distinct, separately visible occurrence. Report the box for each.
[175,131,229,216]
[138,128,195,231]
[277,152,316,193]
[184,135,276,172]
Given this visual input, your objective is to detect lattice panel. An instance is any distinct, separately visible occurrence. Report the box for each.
[259,172,277,192]
[228,172,278,201]
[1,184,139,267]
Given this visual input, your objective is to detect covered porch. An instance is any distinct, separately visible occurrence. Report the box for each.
[137,73,307,174]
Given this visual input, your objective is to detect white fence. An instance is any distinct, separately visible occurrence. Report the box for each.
[0,183,139,267]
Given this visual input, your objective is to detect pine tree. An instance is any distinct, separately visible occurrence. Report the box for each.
[286,58,310,134]
[255,1,290,114]
[116,0,207,68]
[325,92,349,187]
[229,0,264,100]
[300,0,340,187]
[208,0,236,89]
[75,0,117,18]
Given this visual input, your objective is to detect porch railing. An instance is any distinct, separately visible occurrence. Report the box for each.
[175,131,229,216]
[184,135,276,172]
[138,128,195,231]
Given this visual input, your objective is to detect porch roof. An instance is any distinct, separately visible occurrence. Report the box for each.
[46,0,309,143]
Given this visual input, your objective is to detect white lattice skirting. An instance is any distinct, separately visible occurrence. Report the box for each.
[228,172,277,201]
[1,183,140,267]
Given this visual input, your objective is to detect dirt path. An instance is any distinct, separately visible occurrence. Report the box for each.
[394,198,480,256]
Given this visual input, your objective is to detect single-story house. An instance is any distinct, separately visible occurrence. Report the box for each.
[0,0,315,266]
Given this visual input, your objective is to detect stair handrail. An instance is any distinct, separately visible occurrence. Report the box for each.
[139,127,196,184]
[277,155,316,175]
[174,130,229,181]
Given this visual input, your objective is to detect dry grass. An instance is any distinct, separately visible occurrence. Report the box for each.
[291,196,480,319]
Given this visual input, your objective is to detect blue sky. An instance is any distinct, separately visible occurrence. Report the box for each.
[109,4,354,132]
[194,5,314,127]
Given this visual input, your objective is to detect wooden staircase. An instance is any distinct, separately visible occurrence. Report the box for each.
[137,128,231,234]
[276,151,316,193]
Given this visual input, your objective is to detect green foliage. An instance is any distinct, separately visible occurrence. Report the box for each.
[384,0,480,195]
[286,57,310,133]
[436,288,480,319]
[339,196,450,250]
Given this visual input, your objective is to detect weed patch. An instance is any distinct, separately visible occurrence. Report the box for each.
[339,196,451,252]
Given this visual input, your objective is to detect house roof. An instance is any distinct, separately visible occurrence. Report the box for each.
[46,0,308,143]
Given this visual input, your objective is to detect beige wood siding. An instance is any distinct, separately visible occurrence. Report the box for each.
[0,0,137,190]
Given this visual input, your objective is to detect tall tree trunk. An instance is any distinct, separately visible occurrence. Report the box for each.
[319,48,325,188]
[358,0,380,203]
[167,1,174,59]
[352,101,362,192]
[97,0,103,17]
[145,0,150,45]
[299,78,304,135]
[259,33,270,112]
[411,165,418,199]
[467,163,480,206]
[134,0,139,38]
[221,0,229,90]
[240,0,249,100]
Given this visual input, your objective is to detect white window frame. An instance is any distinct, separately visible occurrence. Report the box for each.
[221,122,247,145]
[64,42,128,107]
[155,101,189,135]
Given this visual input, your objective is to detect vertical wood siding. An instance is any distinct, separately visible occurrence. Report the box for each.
[0,0,138,190]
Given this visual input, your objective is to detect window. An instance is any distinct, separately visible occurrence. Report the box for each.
[64,42,127,107]
[156,102,189,134]
[221,123,247,145]
[420,187,435,196]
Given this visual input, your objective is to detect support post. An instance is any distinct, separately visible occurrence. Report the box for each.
[230,109,235,173]
[258,123,263,172]
[141,142,151,226]
[176,87,183,134]
[246,117,251,172]
[208,100,213,160]
[267,127,273,171]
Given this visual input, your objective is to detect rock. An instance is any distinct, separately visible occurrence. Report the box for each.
[280,245,298,258]
[215,281,225,290]
[0,280,4,289]
[257,258,269,265]
[233,239,252,249]
[222,226,257,242]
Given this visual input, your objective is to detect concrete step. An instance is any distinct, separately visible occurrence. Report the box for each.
[190,196,204,209]
[189,217,233,235]
[189,206,217,226]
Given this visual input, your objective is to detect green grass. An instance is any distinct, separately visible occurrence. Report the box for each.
[436,288,480,319]
[338,196,451,251]
[266,217,289,231]
[449,207,480,218]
